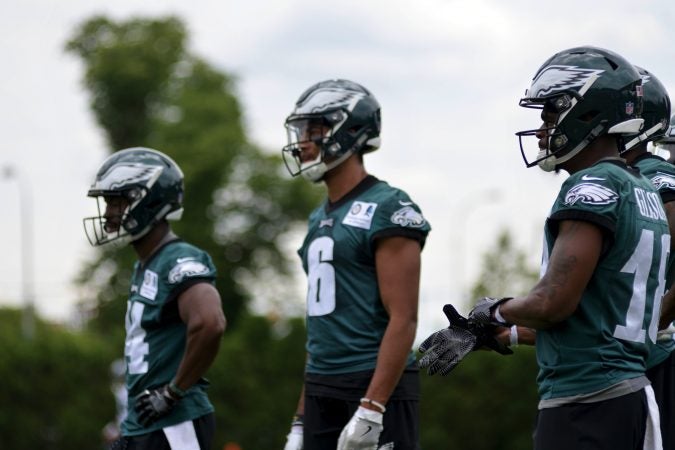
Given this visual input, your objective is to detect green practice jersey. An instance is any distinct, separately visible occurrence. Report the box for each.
[299,176,431,374]
[633,152,675,369]
[536,159,670,400]
[122,239,217,436]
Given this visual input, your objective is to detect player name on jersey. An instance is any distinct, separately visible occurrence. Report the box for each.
[634,187,667,221]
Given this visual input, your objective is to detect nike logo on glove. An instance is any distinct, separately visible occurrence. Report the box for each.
[360,425,373,437]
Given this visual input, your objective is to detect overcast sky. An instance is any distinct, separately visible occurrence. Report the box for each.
[1,0,674,338]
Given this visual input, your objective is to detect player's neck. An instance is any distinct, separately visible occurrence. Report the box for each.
[562,136,621,174]
[622,146,648,165]
[324,155,368,203]
[132,221,177,264]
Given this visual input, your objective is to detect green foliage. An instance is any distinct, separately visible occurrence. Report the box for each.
[207,315,307,448]
[418,228,542,449]
[471,229,539,302]
[0,308,116,449]
[66,16,187,150]
[419,348,539,450]
[67,15,322,333]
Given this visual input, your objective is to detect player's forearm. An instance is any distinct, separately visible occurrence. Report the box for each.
[364,315,417,406]
[660,287,675,330]
[173,318,225,390]
[499,292,565,329]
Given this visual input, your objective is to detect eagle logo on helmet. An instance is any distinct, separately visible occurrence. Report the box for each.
[564,182,619,206]
[98,163,163,191]
[651,173,675,191]
[529,65,605,97]
[297,88,365,115]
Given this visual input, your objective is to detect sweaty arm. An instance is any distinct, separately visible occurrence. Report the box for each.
[172,282,226,391]
[499,219,603,329]
[361,236,422,411]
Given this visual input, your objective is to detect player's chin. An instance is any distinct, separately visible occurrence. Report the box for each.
[104,222,122,233]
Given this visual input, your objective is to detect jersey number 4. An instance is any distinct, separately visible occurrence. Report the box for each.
[306,237,336,316]
[125,301,149,374]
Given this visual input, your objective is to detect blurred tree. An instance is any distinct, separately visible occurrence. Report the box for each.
[470,229,540,301]
[207,315,307,448]
[66,16,321,340]
[419,228,541,449]
[0,308,116,449]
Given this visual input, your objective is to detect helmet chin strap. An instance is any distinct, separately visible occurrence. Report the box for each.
[623,122,664,153]
[536,123,608,172]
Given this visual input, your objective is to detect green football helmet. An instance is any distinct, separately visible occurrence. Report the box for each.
[516,46,644,172]
[83,147,184,246]
[655,114,675,162]
[656,114,675,146]
[622,67,671,153]
[282,79,381,182]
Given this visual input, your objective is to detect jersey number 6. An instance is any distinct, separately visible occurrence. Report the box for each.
[306,237,336,316]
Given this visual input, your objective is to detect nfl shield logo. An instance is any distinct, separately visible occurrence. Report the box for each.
[625,102,634,115]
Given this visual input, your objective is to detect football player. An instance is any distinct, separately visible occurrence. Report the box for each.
[281,79,431,450]
[84,147,226,450]
[422,47,668,450]
[620,67,675,450]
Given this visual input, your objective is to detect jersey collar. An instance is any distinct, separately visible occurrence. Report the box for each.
[325,175,379,213]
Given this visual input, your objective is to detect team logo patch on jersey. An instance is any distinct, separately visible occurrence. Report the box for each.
[140,270,159,300]
[168,260,210,284]
[529,65,604,97]
[319,218,334,228]
[391,206,426,228]
[651,172,675,191]
[564,182,618,206]
[342,201,378,230]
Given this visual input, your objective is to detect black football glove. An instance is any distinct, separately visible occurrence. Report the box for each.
[418,304,479,375]
[468,296,512,327]
[419,303,513,376]
[467,297,514,355]
[135,385,180,427]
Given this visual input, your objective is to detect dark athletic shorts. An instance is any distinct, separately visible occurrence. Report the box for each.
[111,413,215,450]
[304,367,420,450]
[533,390,647,450]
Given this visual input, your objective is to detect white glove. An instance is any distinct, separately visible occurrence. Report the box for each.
[337,406,383,450]
[283,423,303,450]
[657,323,675,342]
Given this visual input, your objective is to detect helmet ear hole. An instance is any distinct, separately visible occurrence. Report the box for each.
[578,110,601,123]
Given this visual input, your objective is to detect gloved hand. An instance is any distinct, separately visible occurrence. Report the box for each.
[135,384,181,426]
[419,304,478,375]
[468,297,512,327]
[467,298,514,355]
[283,415,304,450]
[337,406,383,450]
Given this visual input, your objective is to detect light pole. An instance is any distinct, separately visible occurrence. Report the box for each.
[2,165,35,339]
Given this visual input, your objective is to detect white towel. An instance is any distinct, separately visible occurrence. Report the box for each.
[643,385,663,450]
[163,420,201,450]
